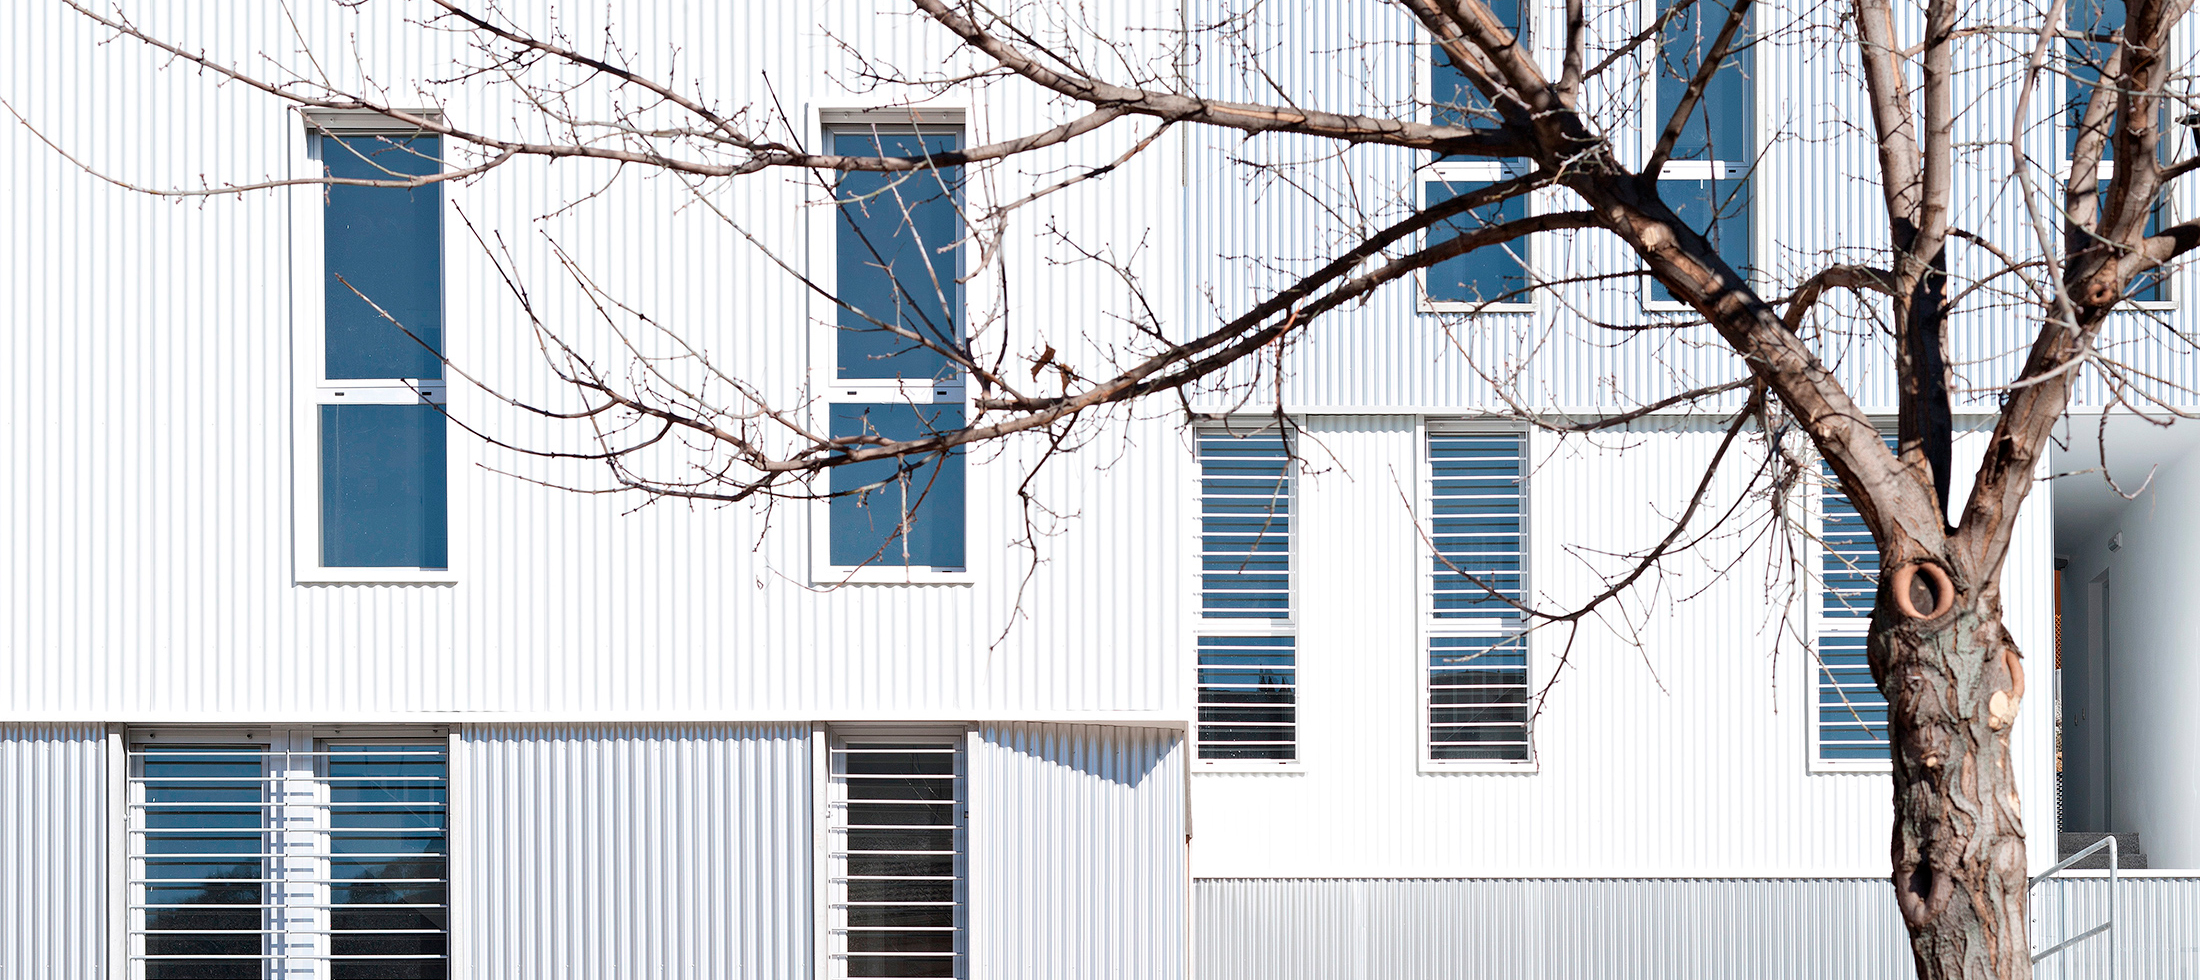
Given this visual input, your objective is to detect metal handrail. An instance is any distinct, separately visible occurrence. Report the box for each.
[2029,835,2117,976]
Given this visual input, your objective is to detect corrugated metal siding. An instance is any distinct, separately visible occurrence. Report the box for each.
[2032,875,2200,978]
[1193,420,2058,877]
[0,1,1188,721]
[453,724,813,978]
[1199,876,2200,980]
[1196,878,1922,980]
[0,725,107,980]
[970,723,1187,980]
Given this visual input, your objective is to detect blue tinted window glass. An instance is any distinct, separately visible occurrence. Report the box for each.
[2066,0,2125,160]
[1429,0,1524,130]
[1425,181,1530,305]
[323,136,443,381]
[831,132,963,381]
[326,745,449,967]
[321,404,449,568]
[829,403,967,567]
[1649,176,1752,301]
[1428,433,1525,619]
[1197,636,1297,760]
[1655,0,1751,162]
[139,745,266,978]
[1818,636,1891,760]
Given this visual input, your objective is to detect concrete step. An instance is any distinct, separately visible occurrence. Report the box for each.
[2059,832,2147,868]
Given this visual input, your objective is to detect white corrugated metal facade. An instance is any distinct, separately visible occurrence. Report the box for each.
[0,725,109,980]
[3,0,2195,977]
[970,724,1189,979]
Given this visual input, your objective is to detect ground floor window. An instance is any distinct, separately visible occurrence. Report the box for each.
[127,729,449,979]
[826,733,966,978]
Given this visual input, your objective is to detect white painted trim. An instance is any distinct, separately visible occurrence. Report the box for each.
[106,727,127,980]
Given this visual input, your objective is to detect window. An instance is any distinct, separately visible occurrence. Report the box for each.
[1420,166,1534,310]
[2064,0,2174,305]
[1817,458,1891,763]
[296,110,450,581]
[126,731,450,979]
[1195,421,1297,763]
[819,111,969,577]
[1424,424,1532,765]
[1423,3,1535,312]
[825,734,966,979]
[1427,0,1527,131]
[1649,0,1753,304]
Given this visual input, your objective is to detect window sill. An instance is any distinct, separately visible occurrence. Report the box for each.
[1641,297,1704,314]
[1420,759,1539,774]
[816,566,974,585]
[1809,759,1893,774]
[2117,300,2177,312]
[297,567,458,585]
[1420,300,1537,315]
[1196,759,1305,773]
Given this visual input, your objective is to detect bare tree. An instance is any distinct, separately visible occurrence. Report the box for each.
[24,0,2200,975]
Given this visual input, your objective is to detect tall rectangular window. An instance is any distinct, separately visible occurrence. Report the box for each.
[1425,425,1531,764]
[1818,460,1890,762]
[1196,421,1297,762]
[300,112,449,579]
[1650,0,1752,302]
[820,113,968,576]
[825,735,965,979]
[128,732,450,979]
[2065,0,2174,305]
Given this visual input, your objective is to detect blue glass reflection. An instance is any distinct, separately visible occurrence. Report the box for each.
[321,404,449,569]
[829,403,966,567]
[323,136,443,381]
[831,132,963,381]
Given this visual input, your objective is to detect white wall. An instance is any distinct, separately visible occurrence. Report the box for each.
[2059,443,2200,868]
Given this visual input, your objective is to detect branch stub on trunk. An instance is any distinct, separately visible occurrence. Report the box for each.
[1889,561,1955,621]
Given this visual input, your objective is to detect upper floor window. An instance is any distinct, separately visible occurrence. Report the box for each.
[127,730,451,979]
[1817,454,1891,764]
[1649,0,1753,303]
[2064,0,2174,305]
[297,111,450,581]
[1195,420,1297,764]
[1421,164,1535,311]
[1427,0,1527,131]
[1424,424,1532,766]
[818,112,969,577]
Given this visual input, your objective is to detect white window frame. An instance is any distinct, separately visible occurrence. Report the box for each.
[289,109,456,584]
[809,107,974,585]
[818,725,970,980]
[1192,417,1303,771]
[1416,160,1541,314]
[1639,0,1759,313]
[1808,442,1893,773]
[121,726,452,980]
[1418,418,1537,773]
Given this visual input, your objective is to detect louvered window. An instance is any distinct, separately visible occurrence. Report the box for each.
[1818,459,1891,762]
[126,731,450,979]
[826,736,966,978]
[1425,426,1532,764]
[1196,422,1296,762]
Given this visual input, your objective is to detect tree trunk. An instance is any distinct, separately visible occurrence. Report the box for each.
[1873,578,2032,979]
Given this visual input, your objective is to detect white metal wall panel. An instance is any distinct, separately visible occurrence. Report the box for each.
[0,1,1189,721]
[1195,878,1924,980]
[969,723,1187,980]
[2031,875,2200,978]
[453,724,812,979]
[0,725,107,980]
[1193,420,2059,878]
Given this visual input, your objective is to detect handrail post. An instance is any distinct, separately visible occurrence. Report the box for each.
[2108,835,2117,980]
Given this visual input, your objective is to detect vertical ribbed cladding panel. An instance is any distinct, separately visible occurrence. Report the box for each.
[2031,876,2200,977]
[1193,421,2057,877]
[1,0,1191,720]
[0,725,107,980]
[454,724,812,978]
[969,723,1187,980]
[1197,879,1925,980]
